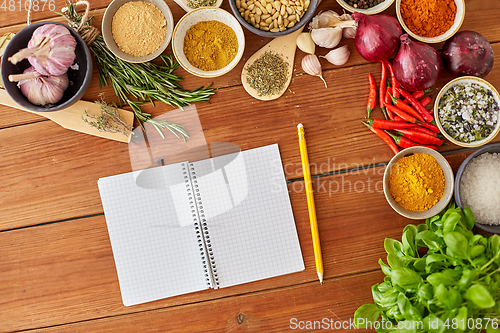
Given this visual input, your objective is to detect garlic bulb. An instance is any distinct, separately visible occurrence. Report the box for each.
[340,13,357,39]
[310,27,342,49]
[323,45,350,66]
[296,33,315,54]
[309,10,342,29]
[10,66,69,106]
[9,24,76,76]
[301,54,327,88]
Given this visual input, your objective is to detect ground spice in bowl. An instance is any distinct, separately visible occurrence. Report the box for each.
[400,0,456,38]
[184,21,238,71]
[112,1,167,57]
[389,152,445,211]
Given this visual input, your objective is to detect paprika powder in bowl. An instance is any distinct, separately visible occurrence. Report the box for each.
[383,147,454,219]
[396,0,465,43]
[172,8,245,78]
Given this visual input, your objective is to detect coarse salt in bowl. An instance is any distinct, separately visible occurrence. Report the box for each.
[395,0,465,43]
[172,8,245,78]
[383,147,454,220]
[435,76,500,148]
[455,142,500,233]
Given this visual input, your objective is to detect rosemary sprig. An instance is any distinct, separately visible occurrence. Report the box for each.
[60,2,215,140]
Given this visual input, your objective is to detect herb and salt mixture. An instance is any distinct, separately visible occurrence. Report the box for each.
[246,51,289,97]
[438,82,499,143]
[187,0,216,9]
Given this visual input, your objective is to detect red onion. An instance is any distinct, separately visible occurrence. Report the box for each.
[393,34,442,92]
[352,12,402,62]
[441,31,494,78]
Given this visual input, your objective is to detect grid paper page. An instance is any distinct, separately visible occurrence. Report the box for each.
[98,162,209,306]
[191,144,305,288]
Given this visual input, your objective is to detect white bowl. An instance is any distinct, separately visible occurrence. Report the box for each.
[336,0,395,15]
[172,0,223,12]
[102,0,174,63]
[383,147,454,220]
[435,76,500,148]
[172,8,245,78]
[396,0,465,43]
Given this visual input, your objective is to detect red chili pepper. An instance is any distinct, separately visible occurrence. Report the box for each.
[394,115,405,122]
[379,62,388,120]
[365,118,416,130]
[396,128,444,146]
[384,61,400,99]
[385,104,417,123]
[389,93,425,122]
[396,87,433,122]
[409,125,439,137]
[385,131,438,151]
[410,89,432,100]
[367,73,377,118]
[418,122,440,133]
[363,122,399,155]
[420,96,432,108]
[385,87,392,106]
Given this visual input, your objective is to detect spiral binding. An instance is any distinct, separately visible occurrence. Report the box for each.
[182,162,219,289]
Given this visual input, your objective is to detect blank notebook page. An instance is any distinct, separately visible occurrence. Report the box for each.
[98,163,209,306]
[191,144,305,288]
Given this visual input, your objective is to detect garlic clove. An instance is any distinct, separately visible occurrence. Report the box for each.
[301,54,327,88]
[296,32,315,54]
[310,27,342,49]
[322,45,350,66]
[308,10,342,29]
[340,13,357,39]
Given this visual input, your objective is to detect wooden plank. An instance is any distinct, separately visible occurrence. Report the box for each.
[0,151,473,330]
[1,0,499,128]
[31,270,385,332]
[0,167,405,331]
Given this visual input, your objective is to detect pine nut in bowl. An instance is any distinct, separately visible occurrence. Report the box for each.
[435,76,500,148]
[101,0,174,63]
[396,0,465,43]
[383,147,454,220]
[228,0,319,38]
[172,8,245,78]
[336,0,395,15]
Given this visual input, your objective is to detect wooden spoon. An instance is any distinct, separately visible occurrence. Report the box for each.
[241,27,304,101]
[0,89,134,143]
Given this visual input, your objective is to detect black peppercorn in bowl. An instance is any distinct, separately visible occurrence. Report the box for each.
[0,21,92,112]
[229,0,319,38]
[336,0,394,14]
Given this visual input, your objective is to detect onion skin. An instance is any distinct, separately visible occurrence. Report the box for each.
[393,34,442,92]
[441,31,494,78]
[352,12,402,62]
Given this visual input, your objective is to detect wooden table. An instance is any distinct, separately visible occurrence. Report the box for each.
[1,0,499,331]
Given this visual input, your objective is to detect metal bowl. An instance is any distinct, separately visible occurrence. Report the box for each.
[102,0,174,63]
[396,0,465,43]
[455,142,500,233]
[0,21,92,112]
[228,0,319,38]
[383,147,454,220]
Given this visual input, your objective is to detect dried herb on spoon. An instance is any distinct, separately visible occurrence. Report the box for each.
[59,1,215,140]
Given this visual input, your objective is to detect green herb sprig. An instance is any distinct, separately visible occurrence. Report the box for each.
[355,202,500,333]
[60,2,215,140]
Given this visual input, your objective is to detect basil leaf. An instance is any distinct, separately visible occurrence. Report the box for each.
[489,234,500,257]
[418,283,433,301]
[379,258,392,276]
[385,238,405,257]
[391,268,422,290]
[402,225,418,257]
[412,257,426,272]
[443,212,462,234]
[444,232,470,260]
[423,314,445,333]
[388,253,404,269]
[427,272,456,287]
[458,269,478,290]
[466,284,495,309]
[463,206,475,231]
[455,306,467,332]
[416,230,444,251]
[354,304,381,328]
[471,244,485,258]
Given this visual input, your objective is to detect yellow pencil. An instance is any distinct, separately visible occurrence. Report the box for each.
[297,123,324,285]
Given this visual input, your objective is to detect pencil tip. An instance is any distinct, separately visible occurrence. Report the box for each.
[297,123,303,128]
[318,272,323,285]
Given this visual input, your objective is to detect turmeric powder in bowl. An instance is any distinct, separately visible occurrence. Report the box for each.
[389,153,445,211]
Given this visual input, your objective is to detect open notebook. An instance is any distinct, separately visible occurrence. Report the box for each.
[98,144,304,306]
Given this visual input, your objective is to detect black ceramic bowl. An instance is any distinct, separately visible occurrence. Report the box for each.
[228,0,319,38]
[0,21,92,112]
[455,142,500,233]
